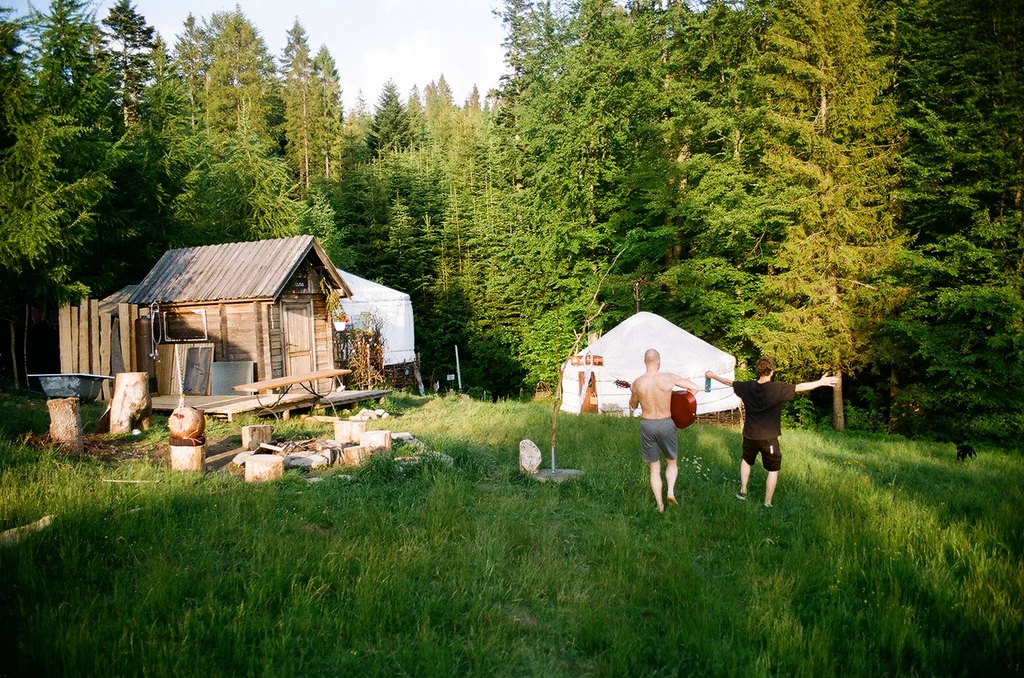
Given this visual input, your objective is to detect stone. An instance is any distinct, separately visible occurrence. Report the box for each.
[285,455,315,468]
[519,439,542,474]
[232,451,255,466]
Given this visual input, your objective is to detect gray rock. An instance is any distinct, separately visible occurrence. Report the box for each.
[232,451,255,466]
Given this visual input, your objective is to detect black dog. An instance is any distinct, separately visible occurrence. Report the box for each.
[956,444,976,462]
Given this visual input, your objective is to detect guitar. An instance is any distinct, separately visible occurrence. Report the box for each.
[615,380,697,430]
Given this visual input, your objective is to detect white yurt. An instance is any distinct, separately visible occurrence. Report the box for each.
[337,270,416,366]
[559,312,741,416]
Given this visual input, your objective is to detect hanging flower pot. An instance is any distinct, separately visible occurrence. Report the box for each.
[333,320,347,331]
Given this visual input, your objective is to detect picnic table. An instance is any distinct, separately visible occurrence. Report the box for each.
[233,368,352,416]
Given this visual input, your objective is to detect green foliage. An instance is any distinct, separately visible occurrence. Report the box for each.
[367,80,414,156]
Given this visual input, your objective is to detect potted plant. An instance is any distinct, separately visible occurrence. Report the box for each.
[333,309,348,331]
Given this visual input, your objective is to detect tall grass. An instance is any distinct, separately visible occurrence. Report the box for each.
[1,393,1021,676]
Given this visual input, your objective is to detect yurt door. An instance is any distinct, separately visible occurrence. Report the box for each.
[582,373,599,413]
[282,301,315,377]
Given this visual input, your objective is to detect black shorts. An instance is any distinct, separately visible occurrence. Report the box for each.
[742,437,782,472]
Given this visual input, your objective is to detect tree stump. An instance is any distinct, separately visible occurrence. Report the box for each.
[170,444,206,472]
[245,454,284,482]
[110,372,151,434]
[358,430,391,451]
[241,425,274,451]
[343,445,370,466]
[333,420,366,444]
[47,397,83,454]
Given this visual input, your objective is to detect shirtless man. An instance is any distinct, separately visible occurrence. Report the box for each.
[629,349,700,512]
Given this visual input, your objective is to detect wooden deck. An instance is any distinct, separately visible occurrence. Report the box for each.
[151,388,393,421]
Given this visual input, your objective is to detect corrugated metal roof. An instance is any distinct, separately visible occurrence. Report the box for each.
[128,236,349,305]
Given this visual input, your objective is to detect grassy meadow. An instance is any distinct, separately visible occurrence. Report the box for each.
[1,391,1022,676]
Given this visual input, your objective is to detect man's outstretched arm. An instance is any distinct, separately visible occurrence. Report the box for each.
[705,370,733,387]
[795,374,839,393]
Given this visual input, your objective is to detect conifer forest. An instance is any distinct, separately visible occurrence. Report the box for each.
[0,0,1021,442]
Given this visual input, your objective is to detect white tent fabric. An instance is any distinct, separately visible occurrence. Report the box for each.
[560,312,741,416]
[337,270,416,365]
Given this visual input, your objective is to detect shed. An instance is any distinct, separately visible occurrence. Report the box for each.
[128,235,350,395]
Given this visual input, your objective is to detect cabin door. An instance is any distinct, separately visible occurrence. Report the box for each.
[282,301,315,377]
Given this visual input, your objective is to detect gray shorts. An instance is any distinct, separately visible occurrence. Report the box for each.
[640,417,678,463]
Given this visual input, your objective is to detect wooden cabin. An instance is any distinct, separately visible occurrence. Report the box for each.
[128,235,351,396]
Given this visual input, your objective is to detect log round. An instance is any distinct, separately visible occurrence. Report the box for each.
[47,397,84,454]
[245,454,284,482]
[168,406,205,440]
[170,444,206,472]
[110,372,152,434]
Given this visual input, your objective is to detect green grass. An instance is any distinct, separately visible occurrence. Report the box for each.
[1,391,1022,676]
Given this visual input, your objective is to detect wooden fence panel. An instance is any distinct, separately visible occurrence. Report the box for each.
[77,303,89,374]
[55,298,141,401]
[89,299,100,375]
[99,311,112,400]
[70,305,80,373]
[59,304,72,373]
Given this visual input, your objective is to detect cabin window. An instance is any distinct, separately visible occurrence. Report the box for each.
[161,309,209,342]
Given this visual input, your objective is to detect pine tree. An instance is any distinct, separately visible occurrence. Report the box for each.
[101,0,154,127]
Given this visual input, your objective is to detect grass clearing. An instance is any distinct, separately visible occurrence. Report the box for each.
[1,392,1022,675]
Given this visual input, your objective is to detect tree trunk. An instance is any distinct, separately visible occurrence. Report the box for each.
[110,372,152,434]
[48,397,83,454]
[832,370,846,431]
[9,319,18,389]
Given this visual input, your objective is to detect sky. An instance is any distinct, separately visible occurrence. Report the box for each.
[10,0,510,108]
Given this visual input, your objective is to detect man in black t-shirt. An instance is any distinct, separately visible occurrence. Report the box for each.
[706,356,838,507]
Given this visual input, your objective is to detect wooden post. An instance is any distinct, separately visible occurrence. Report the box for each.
[59,304,72,373]
[241,425,274,451]
[245,454,284,482]
[99,311,112,400]
[70,305,80,373]
[47,397,83,454]
[78,299,90,374]
[128,305,140,371]
[89,299,100,375]
[333,420,366,444]
[118,303,131,376]
[110,372,152,434]
[170,444,206,472]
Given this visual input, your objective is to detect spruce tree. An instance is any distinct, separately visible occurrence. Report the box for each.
[281,19,313,190]
[101,0,154,127]
[311,45,341,179]
[367,80,413,156]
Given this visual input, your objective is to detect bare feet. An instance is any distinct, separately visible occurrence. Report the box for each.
[666,496,678,506]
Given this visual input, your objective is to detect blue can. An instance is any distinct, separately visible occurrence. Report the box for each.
[705,377,712,393]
